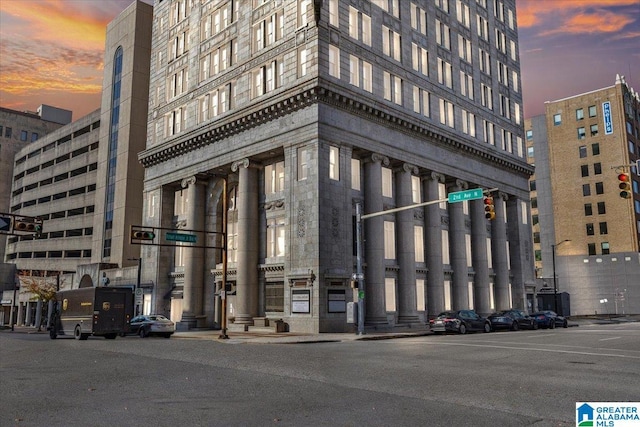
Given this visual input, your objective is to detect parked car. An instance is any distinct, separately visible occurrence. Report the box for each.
[530,311,568,329]
[488,309,538,331]
[429,310,492,334]
[127,314,175,338]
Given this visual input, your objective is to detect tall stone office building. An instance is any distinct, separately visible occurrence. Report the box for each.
[525,75,640,316]
[140,0,534,333]
[3,1,153,322]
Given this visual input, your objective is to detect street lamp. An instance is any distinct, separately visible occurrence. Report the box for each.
[551,239,570,315]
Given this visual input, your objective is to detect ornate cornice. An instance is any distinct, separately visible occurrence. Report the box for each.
[139,84,534,178]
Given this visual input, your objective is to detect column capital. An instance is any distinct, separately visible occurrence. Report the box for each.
[181,175,208,189]
[423,171,445,183]
[448,179,469,192]
[367,153,390,167]
[401,163,418,175]
[497,191,509,201]
[231,158,250,172]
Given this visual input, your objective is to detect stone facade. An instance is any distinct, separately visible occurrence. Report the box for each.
[140,0,535,333]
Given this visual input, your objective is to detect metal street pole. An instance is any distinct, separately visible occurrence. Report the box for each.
[219,177,229,339]
[136,257,142,316]
[355,203,365,335]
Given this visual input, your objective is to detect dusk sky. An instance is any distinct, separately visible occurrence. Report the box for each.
[0,0,638,121]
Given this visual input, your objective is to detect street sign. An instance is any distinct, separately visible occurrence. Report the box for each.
[352,273,364,280]
[448,188,484,203]
[0,216,11,232]
[166,232,197,243]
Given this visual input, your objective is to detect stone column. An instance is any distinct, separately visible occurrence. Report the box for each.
[506,196,533,311]
[363,153,389,325]
[180,176,206,328]
[205,177,226,327]
[232,159,259,326]
[424,172,445,318]
[396,163,419,324]
[492,192,510,310]
[471,194,491,315]
[448,179,469,310]
[25,301,32,325]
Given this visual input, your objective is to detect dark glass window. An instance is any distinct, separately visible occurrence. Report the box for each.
[586,223,594,235]
[599,222,608,234]
[530,180,536,191]
[588,243,596,255]
[594,163,602,175]
[597,202,606,214]
[579,146,587,158]
[591,143,600,156]
[595,182,604,194]
[582,184,590,196]
[581,165,589,177]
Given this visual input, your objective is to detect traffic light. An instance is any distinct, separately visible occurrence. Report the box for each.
[14,220,36,232]
[484,194,496,220]
[618,173,631,199]
[34,222,43,238]
[131,229,155,241]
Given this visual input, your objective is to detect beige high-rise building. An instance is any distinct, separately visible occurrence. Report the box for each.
[525,75,640,316]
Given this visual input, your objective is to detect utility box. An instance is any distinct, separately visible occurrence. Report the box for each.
[346,302,358,324]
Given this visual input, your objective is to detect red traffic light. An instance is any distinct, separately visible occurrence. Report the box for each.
[483,195,496,220]
[618,173,632,199]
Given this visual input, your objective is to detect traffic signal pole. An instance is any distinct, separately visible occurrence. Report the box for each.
[353,188,497,335]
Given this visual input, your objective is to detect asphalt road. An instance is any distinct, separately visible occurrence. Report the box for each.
[1,322,639,427]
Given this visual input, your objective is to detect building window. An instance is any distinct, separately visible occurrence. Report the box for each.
[594,162,602,175]
[351,158,361,190]
[586,223,594,236]
[265,282,284,312]
[529,180,536,191]
[553,114,562,126]
[479,48,491,75]
[481,84,493,110]
[439,99,454,128]
[265,161,284,194]
[31,132,39,142]
[590,124,598,136]
[385,278,396,312]
[329,45,340,78]
[414,225,424,262]
[329,146,339,181]
[588,243,596,256]
[254,11,284,51]
[410,3,427,35]
[349,7,372,46]
[461,109,476,137]
[579,146,587,158]
[599,222,608,235]
[267,216,286,257]
[349,56,373,92]
[383,71,402,105]
[413,86,430,117]
[435,0,449,13]
[298,147,309,180]
[477,15,489,40]
[20,130,28,141]
[253,60,283,97]
[582,184,590,196]
[597,202,606,215]
[592,143,600,156]
[382,26,402,62]
[298,47,308,78]
[329,0,338,26]
[584,203,592,216]
[577,127,586,139]
[483,120,495,145]
[460,71,473,100]
[576,108,584,121]
[437,58,453,89]
[526,130,533,141]
[581,165,589,177]
[527,146,534,158]
[412,175,421,203]
[588,105,597,117]
[456,0,470,27]
[601,242,610,255]
[384,221,396,259]
[412,43,429,76]
[595,182,604,194]
[458,35,472,63]
[382,167,393,197]
[436,20,451,50]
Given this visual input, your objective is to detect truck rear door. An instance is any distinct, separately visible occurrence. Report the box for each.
[95,291,127,333]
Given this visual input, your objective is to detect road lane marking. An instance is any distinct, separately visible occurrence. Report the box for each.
[425,342,640,359]
[599,336,621,341]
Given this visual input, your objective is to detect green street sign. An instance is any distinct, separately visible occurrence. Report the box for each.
[448,188,484,203]
[166,232,197,243]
